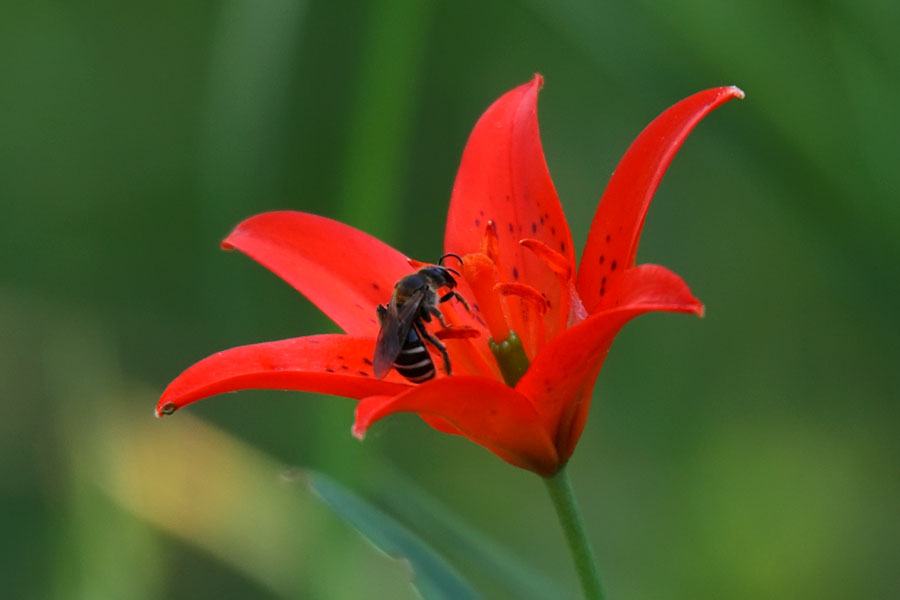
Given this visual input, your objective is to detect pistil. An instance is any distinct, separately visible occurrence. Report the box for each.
[488,330,530,387]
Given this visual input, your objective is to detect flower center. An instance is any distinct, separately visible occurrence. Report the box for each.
[488,330,530,387]
[456,221,560,383]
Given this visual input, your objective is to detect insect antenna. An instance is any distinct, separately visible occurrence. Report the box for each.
[438,253,463,275]
[438,253,462,266]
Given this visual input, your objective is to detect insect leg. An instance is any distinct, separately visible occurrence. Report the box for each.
[376,304,387,324]
[415,319,452,376]
[439,290,471,312]
[426,305,450,328]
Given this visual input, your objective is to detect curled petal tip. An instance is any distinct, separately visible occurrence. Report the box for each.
[155,401,177,418]
[531,73,544,89]
[351,423,366,440]
[696,303,706,318]
[727,85,746,100]
[220,240,235,251]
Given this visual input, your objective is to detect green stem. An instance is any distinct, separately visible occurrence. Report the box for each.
[543,466,605,600]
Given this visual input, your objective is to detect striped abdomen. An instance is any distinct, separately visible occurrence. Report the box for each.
[394,327,435,383]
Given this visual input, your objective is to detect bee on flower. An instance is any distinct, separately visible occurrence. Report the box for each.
[157,75,742,476]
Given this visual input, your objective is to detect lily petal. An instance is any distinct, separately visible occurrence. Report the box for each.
[445,75,576,336]
[223,211,412,336]
[518,264,702,459]
[577,86,744,313]
[156,335,411,417]
[353,376,559,475]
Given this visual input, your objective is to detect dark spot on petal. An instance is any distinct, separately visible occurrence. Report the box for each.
[601,276,606,285]
[550,226,556,235]
[340,364,349,370]
[369,318,377,324]
[475,218,481,227]
[513,267,519,280]
[560,241,566,253]
[473,303,480,311]
[600,287,605,296]
[362,357,373,366]
[479,209,485,216]
[506,194,511,202]
[371,282,380,290]
[337,355,344,360]
[611,260,617,271]
[606,234,611,242]
[358,370,368,376]
[309,339,320,344]
[599,255,605,264]
[507,223,514,233]
[326,368,335,373]
[540,216,545,225]
[531,223,537,234]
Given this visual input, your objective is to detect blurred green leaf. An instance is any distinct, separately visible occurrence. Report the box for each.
[309,472,480,600]
[369,469,573,599]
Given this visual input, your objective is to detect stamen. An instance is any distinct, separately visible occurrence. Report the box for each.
[434,326,481,340]
[494,282,548,351]
[493,282,549,312]
[481,220,501,265]
[460,253,510,342]
[520,237,574,337]
[519,238,572,278]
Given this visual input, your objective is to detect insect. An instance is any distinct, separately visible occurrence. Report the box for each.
[373,254,470,382]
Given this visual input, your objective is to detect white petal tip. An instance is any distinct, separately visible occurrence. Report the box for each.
[727,86,746,100]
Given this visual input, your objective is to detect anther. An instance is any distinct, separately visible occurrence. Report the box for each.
[493,282,549,313]
[481,221,501,265]
[460,253,510,342]
[519,238,572,279]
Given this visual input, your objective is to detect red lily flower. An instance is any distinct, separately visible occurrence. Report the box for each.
[157,76,742,476]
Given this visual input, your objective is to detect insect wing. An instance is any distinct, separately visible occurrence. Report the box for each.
[373,293,424,378]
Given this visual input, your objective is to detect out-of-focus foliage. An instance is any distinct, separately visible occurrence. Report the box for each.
[1,0,897,598]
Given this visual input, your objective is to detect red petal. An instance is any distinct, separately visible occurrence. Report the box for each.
[517,264,702,461]
[156,335,410,417]
[577,86,744,313]
[353,376,559,475]
[445,76,575,328]
[223,211,412,336]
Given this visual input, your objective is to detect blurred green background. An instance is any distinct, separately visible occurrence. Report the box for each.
[2,0,898,598]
